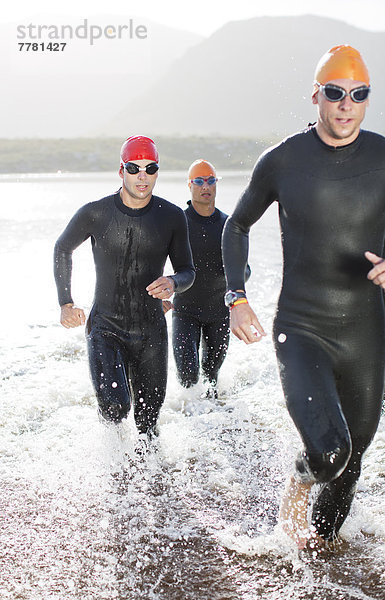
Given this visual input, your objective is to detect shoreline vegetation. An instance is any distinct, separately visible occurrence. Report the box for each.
[0,137,275,174]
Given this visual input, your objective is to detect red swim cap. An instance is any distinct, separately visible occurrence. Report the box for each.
[120,136,159,166]
[314,45,370,85]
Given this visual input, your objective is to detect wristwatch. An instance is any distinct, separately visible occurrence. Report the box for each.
[224,290,247,307]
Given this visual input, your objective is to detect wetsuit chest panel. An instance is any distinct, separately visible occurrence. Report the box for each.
[173,206,228,319]
[187,213,226,291]
[91,214,170,318]
[54,192,192,325]
[94,213,170,271]
[270,131,385,320]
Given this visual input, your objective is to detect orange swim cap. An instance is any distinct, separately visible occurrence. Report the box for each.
[120,136,159,166]
[314,45,370,85]
[188,159,216,181]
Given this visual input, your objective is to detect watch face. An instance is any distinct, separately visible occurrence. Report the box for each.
[224,291,246,307]
[224,291,237,307]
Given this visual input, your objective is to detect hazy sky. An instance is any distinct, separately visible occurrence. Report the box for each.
[3,0,385,35]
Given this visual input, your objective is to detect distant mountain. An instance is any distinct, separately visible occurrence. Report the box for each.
[3,14,384,140]
[106,15,385,141]
[1,14,203,138]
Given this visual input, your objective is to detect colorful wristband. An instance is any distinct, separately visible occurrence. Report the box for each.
[230,298,248,309]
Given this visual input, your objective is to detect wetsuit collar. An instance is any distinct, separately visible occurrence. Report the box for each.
[186,200,220,223]
[114,189,154,216]
[310,126,362,154]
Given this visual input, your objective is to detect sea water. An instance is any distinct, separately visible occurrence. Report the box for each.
[1,171,384,599]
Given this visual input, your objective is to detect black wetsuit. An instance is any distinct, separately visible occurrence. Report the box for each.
[172,202,230,389]
[223,128,385,540]
[54,191,195,434]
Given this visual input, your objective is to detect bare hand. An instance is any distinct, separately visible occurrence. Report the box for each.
[365,251,385,289]
[146,276,175,300]
[230,302,266,344]
[60,304,86,329]
[162,300,174,314]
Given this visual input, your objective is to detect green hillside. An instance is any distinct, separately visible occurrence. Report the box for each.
[0,137,274,173]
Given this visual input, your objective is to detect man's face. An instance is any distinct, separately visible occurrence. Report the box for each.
[190,177,217,208]
[313,78,369,146]
[119,159,158,202]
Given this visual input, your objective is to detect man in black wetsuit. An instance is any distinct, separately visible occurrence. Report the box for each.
[54,136,195,440]
[172,160,229,398]
[222,45,385,547]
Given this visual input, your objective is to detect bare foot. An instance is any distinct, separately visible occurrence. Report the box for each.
[279,475,317,549]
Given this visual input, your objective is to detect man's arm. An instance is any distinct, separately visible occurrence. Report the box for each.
[165,208,195,293]
[54,204,93,326]
[365,251,385,288]
[229,302,266,344]
[222,150,276,343]
[146,208,195,300]
[146,276,176,300]
[60,303,86,328]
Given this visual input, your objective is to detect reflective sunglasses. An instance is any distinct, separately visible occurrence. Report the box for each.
[124,162,159,175]
[317,82,370,103]
[190,176,218,186]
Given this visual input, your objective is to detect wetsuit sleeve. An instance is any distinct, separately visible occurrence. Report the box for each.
[53,204,94,306]
[168,209,195,293]
[222,151,277,291]
[245,263,252,282]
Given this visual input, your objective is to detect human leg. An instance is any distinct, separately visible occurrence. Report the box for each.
[87,328,132,422]
[129,330,168,436]
[311,333,384,539]
[172,311,201,387]
[279,476,314,549]
[275,317,385,542]
[201,315,230,387]
[274,326,353,543]
[274,329,353,483]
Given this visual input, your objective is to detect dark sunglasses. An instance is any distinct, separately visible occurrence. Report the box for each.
[190,176,218,186]
[317,82,370,103]
[124,162,159,175]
